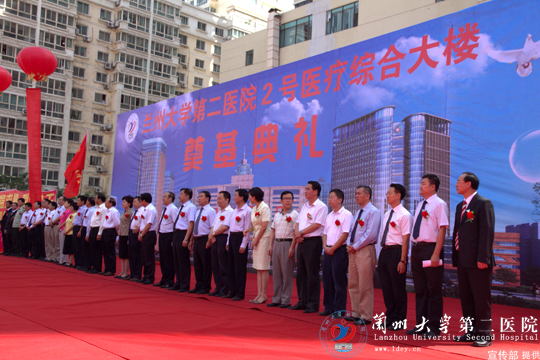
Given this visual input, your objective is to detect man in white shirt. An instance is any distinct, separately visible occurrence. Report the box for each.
[138,192,158,285]
[320,189,352,317]
[155,192,178,288]
[267,191,298,308]
[19,202,33,257]
[407,174,449,337]
[291,181,328,313]
[44,202,59,262]
[171,189,196,291]
[224,189,252,301]
[73,195,88,270]
[345,186,381,325]
[98,197,120,276]
[188,191,216,294]
[207,191,233,297]
[83,197,96,272]
[88,193,106,274]
[28,201,45,259]
[128,196,143,281]
[378,184,413,331]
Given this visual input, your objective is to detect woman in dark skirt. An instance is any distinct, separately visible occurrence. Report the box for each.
[62,202,78,266]
[116,195,134,279]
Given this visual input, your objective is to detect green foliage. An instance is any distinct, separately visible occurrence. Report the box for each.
[493,267,519,287]
[492,295,540,310]
[0,173,29,191]
[521,267,540,286]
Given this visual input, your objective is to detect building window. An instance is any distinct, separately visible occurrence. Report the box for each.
[73,66,85,78]
[42,146,61,164]
[0,165,25,177]
[89,155,102,166]
[212,81,219,86]
[179,34,188,46]
[1,21,36,44]
[41,123,62,141]
[68,131,80,142]
[279,16,312,48]
[100,8,112,21]
[67,152,75,163]
[194,77,203,87]
[91,134,103,145]
[88,176,100,187]
[97,51,109,62]
[227,28,247,38]
[94,93,107,104]
[180,15,188,25]
[0,117,27,136]
[41,170,59,186]
[71,87,84,99]
[0,141,27,159]
[41,101,64,119]
[197,21,206,32]
[76,24,88,35]
[178,54,187,64]
[120,95,145,111]
[213,45,221,56]
[195,39,205,51]
[95,72,108,83]
[215,27,224,37]
[74,46,87,57]
[326,3,358,35]
[178,73,185,82]
[77,1,89,15]
[98,31,111,42]
[195,59,204,69]
[212,64,220,73]
[245,50,254,66]
[71,110,82,120]
[93,114,105,124]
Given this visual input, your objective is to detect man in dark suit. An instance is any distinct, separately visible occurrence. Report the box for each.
[452,172,495,347]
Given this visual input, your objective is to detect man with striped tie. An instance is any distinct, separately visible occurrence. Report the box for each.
[452,172,495,348]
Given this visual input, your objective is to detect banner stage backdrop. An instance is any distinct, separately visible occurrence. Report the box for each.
[112,0,540,289]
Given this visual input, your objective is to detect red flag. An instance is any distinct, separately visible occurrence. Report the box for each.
[64,132,87,198]
[26,88,42,204]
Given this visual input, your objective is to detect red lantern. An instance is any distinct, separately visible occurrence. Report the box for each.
[16,47,57,82]
[0,67,12,93]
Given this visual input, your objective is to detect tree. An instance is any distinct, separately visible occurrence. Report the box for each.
[521,266,540,286]
[533,182,540,221]
[0,173,29,191]
[493,267,519,287]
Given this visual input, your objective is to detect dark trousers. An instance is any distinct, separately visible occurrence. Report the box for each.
[89,227,102,272]
[72,225,82,267]
[142,231,157,282]
[173,230,190,290]
[80,227,90,270]
[158,232,175,285]
[193,235,212,292]
[21,228,30,257]
[102,228,117,274]
[211,234,229,295]
[411,243,443,333]
[12,229,21,256]
[38,224,45,259]
[128,230,142,279]
[3,232,13,254]
[457,254,493,337]
[296,236,322,311]
[378,247,407,325]
[29,227,41,258]
[322,245,348,313]
[228,232,248,298]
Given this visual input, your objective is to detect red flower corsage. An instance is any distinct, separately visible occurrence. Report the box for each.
[180,212,186,218]
[335,220,341,227]
[285,216,292,223]
[421,210,429,220]
[307,213,313,220]
[466,210,475,222]
[235,216,241,223]
[220,215,225,221]
[358,219,365,227]
[164,215,169,220]
[125,214,130,218]
[390,221,397,228]
[134,216,138,220]
[141,215,145,219]
[106,216,109,220]
[96,211,100,215]
[255,212,260,218]
[201,216,207,222]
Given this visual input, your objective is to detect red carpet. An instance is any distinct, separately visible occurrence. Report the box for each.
[0,256,538,359]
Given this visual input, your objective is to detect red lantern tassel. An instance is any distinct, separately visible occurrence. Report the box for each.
[26,88,42,204]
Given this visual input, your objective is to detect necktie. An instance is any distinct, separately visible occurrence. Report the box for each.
[455,201,467,251]
[130,209,137,226]
[349,209,364,245]
[158,208,166,233]
[412,200,428,240]
[380,209,394,247]
[194,207,203,236]
[173,204,184,230]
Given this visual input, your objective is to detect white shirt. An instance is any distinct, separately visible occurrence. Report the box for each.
[90,203,106,228]
[158,203,178,233]
[49,209,61,226]
[212,205,233,235]
[324,207,353,246]
[29,208,46,229]
[57,205,66,214]
[193,204,216,236]
[272,209,299,239]
[380,203,413,246]
[99,207,120,235]
[84,206,96,232]
[228,203,252,248]
[130,207,143,230]
[73,205,86,226]
[412,194,449,243]
[174,201,196,230]
[297,198,328,237]
[20,210,32,226]
[348,202,381,250]
[44,209,51,225]
[140,203,158,232]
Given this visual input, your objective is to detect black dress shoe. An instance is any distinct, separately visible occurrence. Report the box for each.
[318,310,332,316]
[153,282,164,287]
[168,286,181,291]
[178,289,188,293]
[160,284,171,289]
[472,339,492,347]
[215,292,226,297]
[142,280,153,285]
[222,294,234,298]
[303,308,316,314]
[289,304,306,311]
[196,289,209,294]
[278,304,291,308]
[130,278,141,282]
[187,289,199,293]
[453,334,474,342]
[266,303,281,307]
[114,275,122,279]
[231,297,243,301]
[97,272,104,275]
[207,290,220,296]
[88,270,99,274]
[103,272,114,276]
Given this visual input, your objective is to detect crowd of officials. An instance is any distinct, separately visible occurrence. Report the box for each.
[1,172,495,347]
